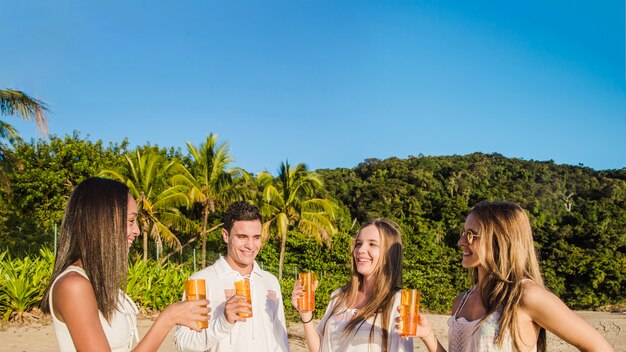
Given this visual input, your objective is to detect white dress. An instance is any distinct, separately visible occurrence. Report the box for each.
[447,287,537,352]
[317,289,413,352]
[49,265,139,352]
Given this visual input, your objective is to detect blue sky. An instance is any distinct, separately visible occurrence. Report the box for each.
[2,0,625,173]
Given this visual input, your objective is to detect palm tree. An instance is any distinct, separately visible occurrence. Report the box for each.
[101,148,196,260]
[0,89,48,184]
[259,161,338,280]
[175,134,249,267]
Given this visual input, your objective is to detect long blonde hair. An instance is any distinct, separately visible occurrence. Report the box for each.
[321,218,403,352]
[469,201,546,351]
[41,177,130,322]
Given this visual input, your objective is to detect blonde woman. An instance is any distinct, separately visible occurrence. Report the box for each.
[414,201,612,352]
[291,218,413,352]
[41,177,209,352]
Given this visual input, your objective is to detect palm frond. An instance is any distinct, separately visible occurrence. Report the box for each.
[0,121,20,143]
[0,89,49,134]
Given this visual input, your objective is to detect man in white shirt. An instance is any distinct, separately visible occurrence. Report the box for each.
[175,201,290,352]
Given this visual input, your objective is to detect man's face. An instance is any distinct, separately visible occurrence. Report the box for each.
[222,220,263,275]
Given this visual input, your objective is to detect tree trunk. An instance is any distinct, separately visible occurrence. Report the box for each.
[140,194,148,261]
[160,237,196,265]
[278,233,287,280]
[142,219,149,261]
[201,206,209,268]
[166,224,220,265]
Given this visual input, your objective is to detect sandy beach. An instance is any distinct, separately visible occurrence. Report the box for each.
[1,311,623,351]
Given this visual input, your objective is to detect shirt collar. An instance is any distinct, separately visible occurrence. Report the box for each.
[215,256,264,279]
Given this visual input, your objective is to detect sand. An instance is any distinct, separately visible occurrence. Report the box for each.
[1,311,623,351]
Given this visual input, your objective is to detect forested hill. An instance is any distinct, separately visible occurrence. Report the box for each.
[315,153,625,309]
[0,135,623,311]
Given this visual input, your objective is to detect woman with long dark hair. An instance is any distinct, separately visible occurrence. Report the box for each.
[41,177,209,351]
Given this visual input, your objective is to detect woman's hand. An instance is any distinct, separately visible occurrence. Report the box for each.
[291,278,318,322]
[134,298,211,351]
[291,280,304,311]
[395,308,444,352]
[292,278,322,352]
[163,299,210,332]
[395,306,435,339]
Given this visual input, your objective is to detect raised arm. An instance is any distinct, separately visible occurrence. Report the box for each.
[175,290,248,351]
[133,299,210,352]
[521,280,613,352]
[389,292,414,351]
[406,293,468,352]
[291,279,321,352]
[411,314,446,352]
[54,271,210,352]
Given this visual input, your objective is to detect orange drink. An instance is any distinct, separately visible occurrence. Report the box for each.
[184,279,208,329]
[399,289,420,337]
[234,278,252,318]
[297,272,316,312]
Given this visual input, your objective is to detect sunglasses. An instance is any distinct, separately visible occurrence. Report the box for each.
[460,229,481,245]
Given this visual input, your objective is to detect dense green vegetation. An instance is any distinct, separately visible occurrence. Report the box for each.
[317,154,626,310]
[0,134,624,322]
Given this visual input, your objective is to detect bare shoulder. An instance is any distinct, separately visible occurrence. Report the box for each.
[519,279,555,311]
[52,272,111,349]
[451,292,465,314]
[518,280,614,350]
[54,271,93,297]
[53,272,98,322]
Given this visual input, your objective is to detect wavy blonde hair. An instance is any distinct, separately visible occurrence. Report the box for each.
[469,201,546,352]
[321,218,403,352]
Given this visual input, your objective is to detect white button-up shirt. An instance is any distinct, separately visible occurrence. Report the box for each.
[174,257,290,352]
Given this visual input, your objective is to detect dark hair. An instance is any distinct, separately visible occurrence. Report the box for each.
[223,201,262,232]
[41,177,130,322]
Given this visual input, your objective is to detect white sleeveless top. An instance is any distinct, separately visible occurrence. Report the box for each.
[49,266,139,352]
[447,288,537,352]
[316,289,413,352]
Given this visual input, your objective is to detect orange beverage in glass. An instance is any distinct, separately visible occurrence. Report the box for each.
[399,288,420,337]
[234,278,252,318]
[184,279,209,329]
[297,272,316,312]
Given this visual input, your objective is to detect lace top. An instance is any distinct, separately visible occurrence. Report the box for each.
[316,289,413,352]
[49,265,139,352]
[447,287,537,352]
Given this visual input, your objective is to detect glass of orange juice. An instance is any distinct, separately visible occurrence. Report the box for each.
[184,279,209,328]
[297,272,316,312]
[234,278,252,318]
[398,288,420,336]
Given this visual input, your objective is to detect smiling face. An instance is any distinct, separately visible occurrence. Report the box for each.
[353,225,382,280]
[223,220,262,275]
[458,212,483,269]
[126,194,140,248]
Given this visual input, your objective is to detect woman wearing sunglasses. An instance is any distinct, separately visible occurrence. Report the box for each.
[412,201,612,352]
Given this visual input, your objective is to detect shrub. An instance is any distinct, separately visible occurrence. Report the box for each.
[0,248,54,321]
[126,259,192,312]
